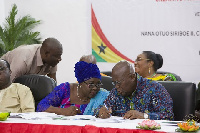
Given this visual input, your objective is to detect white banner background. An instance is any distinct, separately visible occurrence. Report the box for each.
[1,0,200,85]
[92,0,200,85]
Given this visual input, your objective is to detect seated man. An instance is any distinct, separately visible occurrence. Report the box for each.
[95,60,174,120]
[0,59,35,113]
[79,54,97,64]
[1,37,63,82]
[79,54,107,76]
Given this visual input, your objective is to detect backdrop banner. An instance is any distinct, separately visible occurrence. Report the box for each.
[92,0,200,84]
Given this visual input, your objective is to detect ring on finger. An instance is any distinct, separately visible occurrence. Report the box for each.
[76,109,78,111]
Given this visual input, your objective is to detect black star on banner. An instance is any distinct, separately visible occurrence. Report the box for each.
[98,43,107,54]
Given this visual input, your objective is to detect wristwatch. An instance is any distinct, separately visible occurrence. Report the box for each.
[144,113,149,119]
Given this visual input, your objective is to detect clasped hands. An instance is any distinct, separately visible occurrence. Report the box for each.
[98,106,144,120]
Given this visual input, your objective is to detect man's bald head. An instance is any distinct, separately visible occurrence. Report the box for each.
[40,38,63,67]
[41,38,62,50]
[112,60,134,76]
[112,60,136,97]
[79,54,97,64]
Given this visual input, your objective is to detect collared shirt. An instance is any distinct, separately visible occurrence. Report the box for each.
[0,83,35,113]
[102,74,174,120]
[1,44,57,81]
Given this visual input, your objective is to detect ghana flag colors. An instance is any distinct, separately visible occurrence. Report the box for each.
[92,6,134,63]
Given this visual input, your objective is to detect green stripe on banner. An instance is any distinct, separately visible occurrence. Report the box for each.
[92,49,107,62]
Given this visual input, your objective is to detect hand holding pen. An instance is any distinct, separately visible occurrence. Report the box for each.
[104,103,112,114]
[98,104,112,119]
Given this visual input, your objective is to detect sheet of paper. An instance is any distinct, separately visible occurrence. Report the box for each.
[95,116,126,123]
[10,112,58,120]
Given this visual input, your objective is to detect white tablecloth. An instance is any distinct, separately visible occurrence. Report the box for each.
[0,112,182,132]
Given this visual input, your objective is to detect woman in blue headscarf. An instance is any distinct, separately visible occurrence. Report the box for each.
[37,61,109,116]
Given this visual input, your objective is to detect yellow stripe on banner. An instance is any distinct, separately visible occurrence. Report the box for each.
[92,26,124,63]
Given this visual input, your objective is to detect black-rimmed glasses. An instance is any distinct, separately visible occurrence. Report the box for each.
[112,73,136,86]
[84,82,103,89]
[112,76,127,86]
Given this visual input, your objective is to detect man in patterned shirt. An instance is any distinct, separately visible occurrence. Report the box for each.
[95,60,174,120]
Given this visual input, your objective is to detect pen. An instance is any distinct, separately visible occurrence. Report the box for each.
[104,103,108,110]
[104,103,112,115]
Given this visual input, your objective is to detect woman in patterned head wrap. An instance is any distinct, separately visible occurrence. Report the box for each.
[36,61,109,116]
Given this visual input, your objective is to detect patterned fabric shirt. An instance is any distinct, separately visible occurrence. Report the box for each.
[102,74,174,120]
[37,82,109,115]
[148,73,177,81]
[36,82,88,114]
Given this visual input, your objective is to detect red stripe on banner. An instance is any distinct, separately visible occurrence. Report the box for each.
[91,5,134,63]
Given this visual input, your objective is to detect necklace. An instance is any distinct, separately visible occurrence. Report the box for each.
[150,73,156,78]
[76,85,88,102]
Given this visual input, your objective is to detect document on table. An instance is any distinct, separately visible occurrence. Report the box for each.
[10,112,126,123]
[51,115,96,121]
[51,115,126,123]
[10,112,58,120]
[95,116,126,123]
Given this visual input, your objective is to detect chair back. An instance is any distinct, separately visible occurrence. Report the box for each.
[14,74,57,110]
[158,81,196,121]
[195,82,200,110]
[101,76,113,91]
[101,71,182,81]
[157,71,182,81]
[101,71,112,77]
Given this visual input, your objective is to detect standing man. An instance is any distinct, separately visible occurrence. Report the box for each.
[95,60,174,120]
[0,59,35,112]
[1,37,63,82]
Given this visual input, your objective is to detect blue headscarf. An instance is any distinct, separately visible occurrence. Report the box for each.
[75,61,101,83]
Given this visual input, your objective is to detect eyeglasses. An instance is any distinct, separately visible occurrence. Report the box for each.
[84,82,103,89]
[0,66,7,71]
[112,76,127,86]
[135,58,150,62]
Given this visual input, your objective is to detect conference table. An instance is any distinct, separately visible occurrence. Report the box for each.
[0,112,181,133]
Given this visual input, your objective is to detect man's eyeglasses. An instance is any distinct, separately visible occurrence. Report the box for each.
[112,76,127,86]
[135,58,150,62]
[0,67,7,71]
[84,82,103,89]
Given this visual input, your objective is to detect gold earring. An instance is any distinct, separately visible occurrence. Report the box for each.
[149,68,151,74]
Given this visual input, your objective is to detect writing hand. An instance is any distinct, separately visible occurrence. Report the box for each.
[98,106,112,119]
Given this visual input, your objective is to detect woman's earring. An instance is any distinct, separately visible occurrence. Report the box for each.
[149,67,151,74]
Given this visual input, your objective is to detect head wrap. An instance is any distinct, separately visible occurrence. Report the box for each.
[75,61,101,83]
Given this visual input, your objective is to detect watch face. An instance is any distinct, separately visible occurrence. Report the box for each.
[144,113,148,119]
